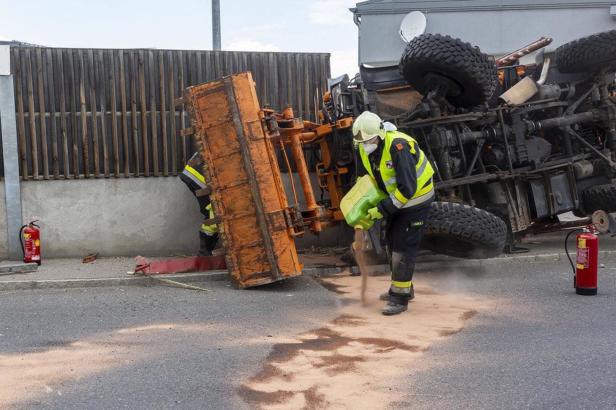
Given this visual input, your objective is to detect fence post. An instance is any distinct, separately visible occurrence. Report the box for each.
[0,45,23,259]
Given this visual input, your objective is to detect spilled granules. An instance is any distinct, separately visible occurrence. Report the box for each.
[240,274,487,410]
[353,228,370,305]
[0,323,215,408]
[0,340,131,407]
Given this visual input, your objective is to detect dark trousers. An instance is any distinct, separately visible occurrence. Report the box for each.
[385,204,431,303]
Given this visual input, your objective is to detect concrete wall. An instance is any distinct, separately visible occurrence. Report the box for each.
[0,178,203,259]
[0,174,353,260]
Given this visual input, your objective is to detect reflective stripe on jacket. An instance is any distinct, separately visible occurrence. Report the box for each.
[181,152,218,233]
[359,131,435,210]
[180,152,207,190]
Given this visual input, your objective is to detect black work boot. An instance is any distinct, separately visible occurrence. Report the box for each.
[379,285,415,302]
[199,233,218,256]
[382,301,408,316]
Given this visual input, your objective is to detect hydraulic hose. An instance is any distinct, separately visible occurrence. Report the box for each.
[565,228,583,274]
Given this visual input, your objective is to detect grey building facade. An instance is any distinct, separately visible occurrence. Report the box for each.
[352,0,616,66]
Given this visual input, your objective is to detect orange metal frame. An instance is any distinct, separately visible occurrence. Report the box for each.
[263,107,353,235]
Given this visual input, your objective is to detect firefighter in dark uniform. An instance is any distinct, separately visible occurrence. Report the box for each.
[352,111,435,316]
[179,152,219,256]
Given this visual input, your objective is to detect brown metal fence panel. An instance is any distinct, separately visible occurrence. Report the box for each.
[3,47,331,179]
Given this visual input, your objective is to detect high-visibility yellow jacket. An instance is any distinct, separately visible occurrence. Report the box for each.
[358,130,434,215]
[180,152,218,235]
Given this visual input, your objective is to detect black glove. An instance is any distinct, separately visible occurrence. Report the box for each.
[377,197,398,218]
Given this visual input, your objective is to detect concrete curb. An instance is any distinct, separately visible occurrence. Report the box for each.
[0,270,228,292]
[417,249,616,269]
[305,249,616,277]
[1,249,614,291]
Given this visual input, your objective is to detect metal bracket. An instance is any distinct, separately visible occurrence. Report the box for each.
[266,210,288,231]
[246,120,265,141]
[283,206,305,235]
[565,127,616,171]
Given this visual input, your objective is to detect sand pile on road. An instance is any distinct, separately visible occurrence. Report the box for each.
[240,274,486,409]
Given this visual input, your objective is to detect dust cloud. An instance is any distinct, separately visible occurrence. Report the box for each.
[353,228,370,305]
[240,274,487,409]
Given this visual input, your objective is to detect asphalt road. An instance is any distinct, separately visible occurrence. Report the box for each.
[1,253,616,409]
[0,276,340,409]
[402,254,616,410]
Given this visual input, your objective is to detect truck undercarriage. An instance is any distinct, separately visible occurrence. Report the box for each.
[314,30,616,258]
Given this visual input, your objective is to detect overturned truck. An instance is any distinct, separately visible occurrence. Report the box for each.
[321,30,616,258]
[182,31,616,270]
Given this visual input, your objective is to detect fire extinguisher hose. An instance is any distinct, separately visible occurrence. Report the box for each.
[18,224,28,260]
[564,228,583,274]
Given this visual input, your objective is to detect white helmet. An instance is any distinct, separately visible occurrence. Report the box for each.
[352,111,385,143]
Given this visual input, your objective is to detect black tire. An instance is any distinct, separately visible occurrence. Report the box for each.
[581,183,616,213]
[555,30,616,74]
[422,202,507,259]
[399,33,498,108]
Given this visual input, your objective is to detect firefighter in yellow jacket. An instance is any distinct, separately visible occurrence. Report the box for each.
[180,152,219,256]
[352,111,435,315]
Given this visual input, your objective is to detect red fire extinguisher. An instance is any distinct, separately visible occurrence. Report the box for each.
[19,221,41,265]
[567,227,598,295]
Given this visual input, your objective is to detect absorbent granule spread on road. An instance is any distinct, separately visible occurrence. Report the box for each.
[0,323,212,408]
[240,274,487,410]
